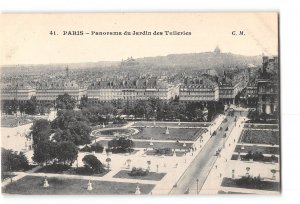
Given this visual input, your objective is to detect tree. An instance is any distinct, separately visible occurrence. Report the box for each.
[108,137,134,153]
[82,155,105,174]
[1,100,18,115]
[51,110,91,145]
[32,140,57,165]
[79,95,89,109]
[24,96,38,115]
[1,148,29,172]
[56,142,78,166]
[133,100,152,119]
[55,93,76,110]
[30,119,52,145]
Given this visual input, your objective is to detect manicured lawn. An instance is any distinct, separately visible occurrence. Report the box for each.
[94,128,135,137]
[113,170,166,181]
[97,140,193,149]
[132,121,210,128]
[239,129,280,145]
[234,145,280,155]
[36,164,109,177]
[2,176,155,195]
[244,124,279,130]
[133,127,206,141]
[221,177,280,191]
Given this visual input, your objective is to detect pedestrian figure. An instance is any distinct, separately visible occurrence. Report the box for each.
[220,173,222,178]
[216,165,218,169]
[234,139,235,142]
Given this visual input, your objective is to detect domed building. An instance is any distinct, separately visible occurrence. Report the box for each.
[214,46,221,54]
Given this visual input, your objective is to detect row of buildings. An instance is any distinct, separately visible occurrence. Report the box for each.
[1,72,247,105]
[239,55,279,115]
[1,56,279,116]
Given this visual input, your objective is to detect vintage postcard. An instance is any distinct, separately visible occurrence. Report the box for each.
[0,13,280,195]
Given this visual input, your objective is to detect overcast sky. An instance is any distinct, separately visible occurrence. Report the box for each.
[0,13,278,65]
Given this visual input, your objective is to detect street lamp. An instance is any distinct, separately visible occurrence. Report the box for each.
[196,178,199,194]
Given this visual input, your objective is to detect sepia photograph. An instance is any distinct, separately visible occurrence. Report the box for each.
[0,12,280,195]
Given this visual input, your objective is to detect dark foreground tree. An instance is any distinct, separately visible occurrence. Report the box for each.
[1,148,29,172]
[82,155,105,174]
[56,141,78,166]
[55,93,76,110]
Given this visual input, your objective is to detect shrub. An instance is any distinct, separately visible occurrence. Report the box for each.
[244,151,265,161]
[155,148,172,155]
[75,165,94,175]
[128,167,149,177]
[80,143,104,153]
[235,175,263,187]
[82,155,105,174]
[92,143,104,153]
[38,164,71,173]
[1,148,29,172]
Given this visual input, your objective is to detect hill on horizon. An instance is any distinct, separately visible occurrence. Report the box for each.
[1,51,262,73]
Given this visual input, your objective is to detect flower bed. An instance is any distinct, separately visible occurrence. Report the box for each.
[239,129,280,145]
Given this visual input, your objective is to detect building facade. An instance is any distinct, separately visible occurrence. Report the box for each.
[179,77,219,103]
[87,77,178,103]
[257,56,279,114]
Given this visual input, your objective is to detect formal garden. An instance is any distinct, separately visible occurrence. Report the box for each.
[132,127,206,141]
[94,128,136,137]
[96,140,193,150]
[2,175,155,195]
[35,154,110,177]
[113,168,166,181]
[231,152,279,163]
[132,121,211,128]
[239,129,280,145]
[221,176,280,191]
[244,124,279,130]
[234,145,279,155]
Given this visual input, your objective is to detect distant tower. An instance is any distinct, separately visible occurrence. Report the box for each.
[66,66,69,77]
[214,46,221,54]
